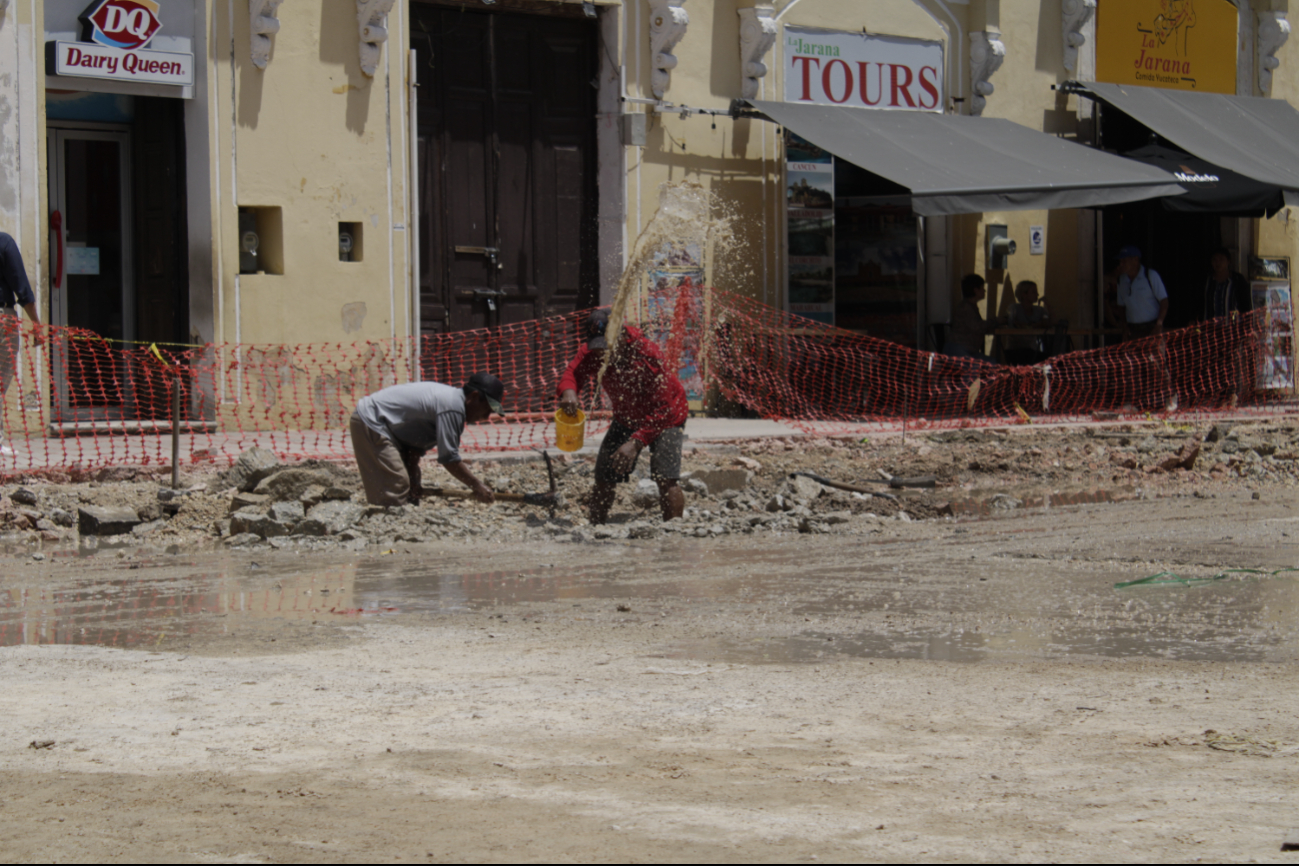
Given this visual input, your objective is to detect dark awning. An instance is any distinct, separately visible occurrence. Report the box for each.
[748,99,1185,217]
[1068,81,1299,208]
[1120,143,1285,217]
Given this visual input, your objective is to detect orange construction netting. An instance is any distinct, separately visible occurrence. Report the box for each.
[0,280,1292,477]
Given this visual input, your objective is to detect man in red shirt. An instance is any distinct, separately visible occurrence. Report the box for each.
[558,310,688,524]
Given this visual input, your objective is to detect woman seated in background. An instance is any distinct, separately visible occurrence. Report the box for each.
[1004,280,1053,366]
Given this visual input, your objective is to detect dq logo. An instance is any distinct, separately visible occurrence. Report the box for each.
[79,0,162,51]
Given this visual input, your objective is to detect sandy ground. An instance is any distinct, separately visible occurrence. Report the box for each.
[3,428,1299,861]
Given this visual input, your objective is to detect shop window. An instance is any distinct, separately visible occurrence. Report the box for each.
[834,160,917,347]
[238,206,283,275]
[339,222,363,262]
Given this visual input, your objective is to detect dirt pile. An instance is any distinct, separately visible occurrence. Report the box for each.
[1,418,1296,554]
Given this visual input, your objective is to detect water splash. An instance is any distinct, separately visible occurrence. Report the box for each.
[597,182,738,386]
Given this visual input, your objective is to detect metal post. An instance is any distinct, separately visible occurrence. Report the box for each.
[171,371,181,490]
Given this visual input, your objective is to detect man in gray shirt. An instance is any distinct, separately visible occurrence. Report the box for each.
[349,373,505,506]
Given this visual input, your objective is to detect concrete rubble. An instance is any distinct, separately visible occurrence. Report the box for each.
[1,418,1298,552]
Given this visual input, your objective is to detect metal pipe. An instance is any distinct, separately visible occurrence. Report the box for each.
[171,372,181,489]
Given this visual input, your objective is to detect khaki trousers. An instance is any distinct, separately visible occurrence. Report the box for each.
[0,310,18,441]
[349,411,411,506]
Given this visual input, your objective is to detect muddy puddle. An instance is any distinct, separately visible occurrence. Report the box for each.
[946,485,1139,518]
[4,537,1297,664]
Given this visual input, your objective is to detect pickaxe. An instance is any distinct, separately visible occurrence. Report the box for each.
[421,448,560,514]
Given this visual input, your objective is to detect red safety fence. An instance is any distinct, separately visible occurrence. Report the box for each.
[0,281,1294,478]
[708,286,1294,433]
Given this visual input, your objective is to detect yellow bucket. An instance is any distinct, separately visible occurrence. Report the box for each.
[554,408,587,452]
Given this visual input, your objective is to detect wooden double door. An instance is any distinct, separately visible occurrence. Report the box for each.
[412,2,599,336]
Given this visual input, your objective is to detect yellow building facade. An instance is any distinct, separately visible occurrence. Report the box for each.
[0,0,1295,427]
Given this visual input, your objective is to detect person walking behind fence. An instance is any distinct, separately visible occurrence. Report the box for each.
[349,374,504,507]
[0,232,43,456]
[558,310,687,525]
[1115,245,1177,411]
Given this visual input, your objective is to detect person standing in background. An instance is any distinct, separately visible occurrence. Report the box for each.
[1203,248,1252,321]
[1115,245,1169,340]
[1004,280,1052,366]
[0,231,43,456]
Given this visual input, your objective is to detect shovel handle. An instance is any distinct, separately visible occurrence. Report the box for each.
[420,486,554,506]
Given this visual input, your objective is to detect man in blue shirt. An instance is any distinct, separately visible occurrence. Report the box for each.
[1115,245,1169,341]
[0,232,43,454]
[1114,244,1178,411]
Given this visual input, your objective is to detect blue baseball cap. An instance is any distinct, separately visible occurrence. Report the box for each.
[1117,245,1142,260]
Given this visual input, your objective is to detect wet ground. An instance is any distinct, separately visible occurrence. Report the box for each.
[2,491,1299,862]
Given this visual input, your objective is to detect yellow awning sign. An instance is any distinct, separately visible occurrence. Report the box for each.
[1096,0,1237,94]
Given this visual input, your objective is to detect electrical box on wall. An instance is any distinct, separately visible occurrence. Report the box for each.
[987,223,1016,270]
[622,113,647,147]
[238,206,284,275]
[339,222,363,262]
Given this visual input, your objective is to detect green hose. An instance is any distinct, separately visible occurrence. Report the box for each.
[1115,567,1299,589]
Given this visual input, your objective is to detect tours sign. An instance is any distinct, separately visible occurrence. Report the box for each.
[1096,0,1237,94]
[49,0,194,87]
[784,27,944,112]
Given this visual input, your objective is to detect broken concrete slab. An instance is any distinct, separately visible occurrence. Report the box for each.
[1205,422,1235,443]
[230,492,270,513]
[78,506,142,537]
[48,508,75,528]
[630,479,660,509]
[10,488,37,506]
[270,501,306,526]
[254,468,335,502]
[225,447,282,492]
[685,468,753,494]
[304,501,364,535]
[683,478,709,496]
[1152,440,1202,474]
[784,474,824,500]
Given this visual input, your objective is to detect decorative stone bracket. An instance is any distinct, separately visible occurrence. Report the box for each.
[738,5,777,100]
[250,0,284,70]
[357,0,396,77]
[1259,11,1291,95]
[969,31,1005,116]
[1061,0,1095,74]
[648,0,689,99]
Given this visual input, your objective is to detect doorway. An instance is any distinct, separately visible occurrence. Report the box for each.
[411,1,599,338]
[1101,200,1221,330]
[47,126,134,421]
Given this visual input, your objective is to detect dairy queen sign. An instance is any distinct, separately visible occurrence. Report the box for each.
[49,0,194,87]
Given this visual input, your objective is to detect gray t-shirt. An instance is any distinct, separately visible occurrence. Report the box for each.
[355,382,466,464]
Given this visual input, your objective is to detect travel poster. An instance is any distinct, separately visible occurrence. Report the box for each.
[786,131,834,325]
[1251,281,1295,391]
[648,243,705,402]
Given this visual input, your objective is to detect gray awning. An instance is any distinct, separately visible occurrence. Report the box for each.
[749,100,1185,217]
[1073,81,1299,202]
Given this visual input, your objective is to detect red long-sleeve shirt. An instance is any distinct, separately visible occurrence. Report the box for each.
[557,326,688,446]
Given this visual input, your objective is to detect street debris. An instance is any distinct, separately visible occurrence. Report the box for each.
[0,418,1297,552]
